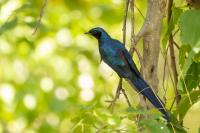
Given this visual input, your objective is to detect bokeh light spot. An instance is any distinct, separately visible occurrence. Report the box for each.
[35,38,55,58]
[13,59,29,84]
[90,7,102,19]
[0,39,12,54]
[78,73,94,90]
[46,113,60,128]
[40,77,54,92]
[56,28,72,47]
[78,58,91,73]
[54,87,69,101]
[80,89,94,102]
[0,83,15,105]
[23,94,37,110]
[0,0,20,20]
[7,117,27,133]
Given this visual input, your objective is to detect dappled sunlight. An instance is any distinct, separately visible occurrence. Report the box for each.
[23,94,37,110]
[54,87,69,101]
[0,83,15,105]
[34,38,55,58]
[56,28,72,47]
[80,89,95,102]
[50,56,73,81]
[0,39,12,54]
[89,7,102,19]
[7,117,27,133]
[40,77,54,92]
[13,59,29,84]
[0,0,20,20]
[78,58,92,74]
[99,62,114,80]
[46,113,60,128]
[78,73,94,91]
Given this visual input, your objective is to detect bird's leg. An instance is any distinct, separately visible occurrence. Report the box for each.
[107,78,123,111]
[107,78,131,112]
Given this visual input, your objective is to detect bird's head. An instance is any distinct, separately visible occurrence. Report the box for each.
[85,27,110,40]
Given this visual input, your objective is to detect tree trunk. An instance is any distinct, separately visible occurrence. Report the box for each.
[142,0,166,94]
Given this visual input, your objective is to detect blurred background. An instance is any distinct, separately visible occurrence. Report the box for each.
[0,0,199,132]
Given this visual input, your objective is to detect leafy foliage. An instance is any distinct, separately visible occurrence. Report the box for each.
[178,9,200,92]
[0,0,200,133]
[179,10,200,47]
[174,90,200,120]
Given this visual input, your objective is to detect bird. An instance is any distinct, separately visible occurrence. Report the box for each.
[85,27,170,121]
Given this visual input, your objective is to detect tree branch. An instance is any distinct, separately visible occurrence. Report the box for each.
[107,0,132,110]
[173,41,180,49]
[122,0,130,44]
[32,0,48,35]
[135,4,145,19]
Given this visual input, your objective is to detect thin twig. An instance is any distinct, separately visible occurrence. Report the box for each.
[134,48,143,65]
[129,0,144,72]
[129,20,150,55]
[32,0,48,35]
[166,52,176,102]
[169,96,176,111]
[130,0,135,54]
[107,79,122,111]
[173,28,179,37]
[119,0,131,108]
[169,37,180,106]
[135,4,145,19]
[167,0,181,107]
[162,46,169,104]
[121,89,132,107]
[173,41,180,49]
[122,0,130,45]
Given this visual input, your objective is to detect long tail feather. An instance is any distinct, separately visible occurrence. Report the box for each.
[129,76,170,121]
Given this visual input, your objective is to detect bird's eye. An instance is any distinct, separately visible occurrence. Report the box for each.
[89,30,101,39]
[92,31,98,35]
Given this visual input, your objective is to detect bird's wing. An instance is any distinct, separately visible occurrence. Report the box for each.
[112,39,141,76]
[122,50,141,76]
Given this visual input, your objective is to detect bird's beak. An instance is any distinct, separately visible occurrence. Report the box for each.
[84,32,90,34]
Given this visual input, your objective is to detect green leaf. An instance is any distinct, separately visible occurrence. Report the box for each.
[82,112,97,124]
[178,10,200,92]
[179,45,191,69]
[179,10,200,47]
[0,17,18,35]
[172,7,183,25]
[184,62,200,90]
[178,50,196,91]
[194,51,200,62]
[174,90,200,120]
[178,56,200,92]
[139,119,170,133]
[126,107,150,115]
[80,103,97,111]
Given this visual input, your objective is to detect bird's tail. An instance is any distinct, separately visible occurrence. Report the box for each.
[128,76,170,121]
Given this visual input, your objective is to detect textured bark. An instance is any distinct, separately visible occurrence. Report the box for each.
[129,0,166,125]
[142,0,166,93]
